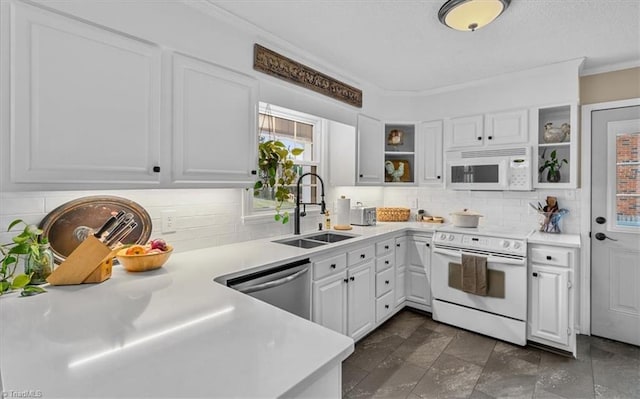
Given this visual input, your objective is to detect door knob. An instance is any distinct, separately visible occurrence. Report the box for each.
[595,232,618,241]
[595,216,606,224]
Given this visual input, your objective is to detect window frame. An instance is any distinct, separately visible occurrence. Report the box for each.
[242,103,327,223]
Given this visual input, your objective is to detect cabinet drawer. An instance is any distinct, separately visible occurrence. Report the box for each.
[376,253,394,272]
[348,245,375,267]
[531,247,570,267]
[376,267,395,297]
[313,253,347,280]
[376,291,395,323]
[376,239,395,256]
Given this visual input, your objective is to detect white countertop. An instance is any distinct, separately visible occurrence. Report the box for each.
[0,221,579,398]
[527,231,581,248]
[0,222,436,398]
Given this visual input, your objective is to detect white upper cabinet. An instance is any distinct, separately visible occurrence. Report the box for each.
[418,120,443,185]
[445,109,528,150]
[484,109,528,145]
[445,115,484,148]
[172,53,257,186]
[356,114,384,184]
[6,2,162,189]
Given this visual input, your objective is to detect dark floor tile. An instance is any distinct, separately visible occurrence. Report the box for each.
[474,340,539,398]
[533,386,568,398]
[535,350,595,399]
[594,383,635,398]
[589,335,640,360]
[376,309,427,339]
[469,389,494,399]
[346,329,406,372]
[342,362,369,397]
[346,355,426,399]
[411,353,483,399]
[591,347,640,398]
[443,329,497,366]
[392,327,453,369]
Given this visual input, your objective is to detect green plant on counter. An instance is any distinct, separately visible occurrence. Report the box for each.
[253,140,304,224]
[0,219,48,297]
[538,149,568,183]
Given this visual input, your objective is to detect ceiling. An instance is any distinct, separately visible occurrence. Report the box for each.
[205,0,640,92]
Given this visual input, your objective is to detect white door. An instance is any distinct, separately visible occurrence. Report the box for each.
[590,104,640,346]
[529,265,569,346]
[312,272,347,335]
[347,261,374,340]
[356,114,384,184]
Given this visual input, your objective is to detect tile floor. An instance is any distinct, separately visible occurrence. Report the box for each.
[342,309,640,399]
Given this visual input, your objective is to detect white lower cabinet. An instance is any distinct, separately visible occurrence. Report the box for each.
[312,247,375,341]
[312,271,347,335]
[394,237,407,307]
[406,235,432,310]
[347,261,375,339]
[527,243,577,356]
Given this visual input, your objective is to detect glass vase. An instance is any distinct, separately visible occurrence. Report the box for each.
[546,170,561,183]
[25,243,55,285]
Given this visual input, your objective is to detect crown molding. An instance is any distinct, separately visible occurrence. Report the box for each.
[580,59,640,76]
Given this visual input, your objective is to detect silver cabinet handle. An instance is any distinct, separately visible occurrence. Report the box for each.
[234,267,309,294]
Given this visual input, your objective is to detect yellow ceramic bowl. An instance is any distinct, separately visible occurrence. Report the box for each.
[116,245,173,272]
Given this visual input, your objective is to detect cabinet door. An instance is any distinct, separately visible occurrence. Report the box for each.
[529,265,569,346]
[395,236,408,306]
[313,272,347,335]
[407,237,432,305]
[172,53,258,185]
[484,109,528,146]
[347,261,375,340]
[445,115,483,148]
[419,121,443,185]
[356,114,384,184]
[8,3,162,188]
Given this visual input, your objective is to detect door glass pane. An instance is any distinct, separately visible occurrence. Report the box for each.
[615,132,640,228]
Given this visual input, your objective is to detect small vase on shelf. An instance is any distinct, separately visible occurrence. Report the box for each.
[546,170,561,183]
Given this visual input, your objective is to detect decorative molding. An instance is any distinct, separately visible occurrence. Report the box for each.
[253,44,362,108]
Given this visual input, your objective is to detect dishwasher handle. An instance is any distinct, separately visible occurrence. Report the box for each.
[232,267,309,294]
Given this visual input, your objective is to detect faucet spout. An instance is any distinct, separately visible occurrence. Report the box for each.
[294,172,326,235]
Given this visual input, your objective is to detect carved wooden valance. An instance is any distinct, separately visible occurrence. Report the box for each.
[253,44,362,108]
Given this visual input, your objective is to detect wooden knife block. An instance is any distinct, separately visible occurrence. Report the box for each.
[46,236,114,285]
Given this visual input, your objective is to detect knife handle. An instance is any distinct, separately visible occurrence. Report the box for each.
[94,216,117,239]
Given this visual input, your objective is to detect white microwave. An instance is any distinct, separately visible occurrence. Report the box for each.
[446,146,532,191]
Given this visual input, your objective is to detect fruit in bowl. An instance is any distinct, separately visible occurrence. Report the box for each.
[116,240,173,272]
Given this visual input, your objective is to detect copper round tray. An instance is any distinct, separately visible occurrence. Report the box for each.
[39,196,152,264]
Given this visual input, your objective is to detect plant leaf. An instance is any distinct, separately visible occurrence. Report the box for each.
[11,273,31,289]
[0,280,10,294]
[21,286,46,297]
[291,148,304,156]
[254,181,263,190]
[7,219,24,231]
[9,243,29,254]
[550,150,557,159]
[274,214,281,221]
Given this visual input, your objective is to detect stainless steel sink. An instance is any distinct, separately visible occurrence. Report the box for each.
[304,232,356,243]
[274,238,327,249]
[274,232,357,248]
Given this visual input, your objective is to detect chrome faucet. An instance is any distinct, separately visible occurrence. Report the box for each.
[294,172,326,235]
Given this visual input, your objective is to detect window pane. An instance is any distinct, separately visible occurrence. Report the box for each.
[616,132,639,163]
[616,196,640,227]
[615,131,640,228]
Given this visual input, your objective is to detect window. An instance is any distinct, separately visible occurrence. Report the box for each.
[614,131,640,228]
[245,103,324,220]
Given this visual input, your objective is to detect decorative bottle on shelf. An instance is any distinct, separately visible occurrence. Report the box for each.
[324,211,331,230]
[25,242,55,285]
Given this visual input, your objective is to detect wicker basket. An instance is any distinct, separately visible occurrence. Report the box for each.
[376,207,411,222]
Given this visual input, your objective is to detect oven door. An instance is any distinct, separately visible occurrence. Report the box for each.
[446,158,508,190]
[431,246,526,320]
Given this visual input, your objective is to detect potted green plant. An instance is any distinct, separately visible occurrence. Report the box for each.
[1,219,50,297]
[539,149,568,183]
[253,140,303,224]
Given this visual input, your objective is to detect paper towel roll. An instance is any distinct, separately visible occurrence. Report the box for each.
[335,196,351,227]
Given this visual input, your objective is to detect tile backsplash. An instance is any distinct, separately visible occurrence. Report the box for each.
[1,186,582,260]
[0,189,323,254]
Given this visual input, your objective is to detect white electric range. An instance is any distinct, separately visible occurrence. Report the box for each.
[432,225,533,345]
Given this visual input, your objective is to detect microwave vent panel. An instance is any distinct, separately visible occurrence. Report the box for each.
[461,147,528,158]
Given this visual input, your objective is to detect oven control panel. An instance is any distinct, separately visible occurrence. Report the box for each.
[434,232,526,256]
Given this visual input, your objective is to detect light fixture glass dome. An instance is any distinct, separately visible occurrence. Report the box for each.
[438,0,511,32]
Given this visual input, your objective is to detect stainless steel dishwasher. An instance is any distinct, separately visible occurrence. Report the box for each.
[226,258,311,320]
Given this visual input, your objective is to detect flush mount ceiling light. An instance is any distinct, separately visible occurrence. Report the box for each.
[438,0,511,32]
